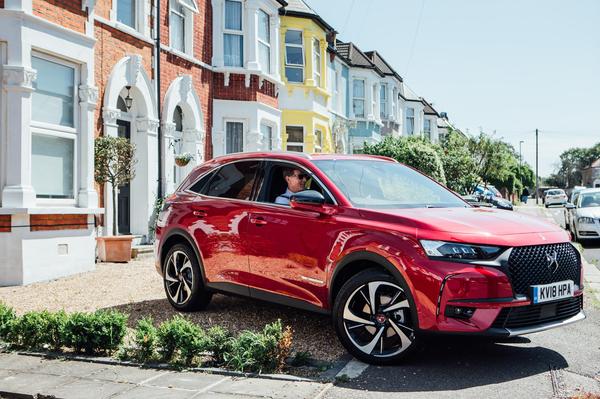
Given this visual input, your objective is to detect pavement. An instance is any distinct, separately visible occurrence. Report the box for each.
[0,201,599,399]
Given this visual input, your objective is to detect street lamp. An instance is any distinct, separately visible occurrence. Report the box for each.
[519,140,524,200]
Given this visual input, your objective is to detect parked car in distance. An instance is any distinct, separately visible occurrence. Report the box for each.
[544,189,568,207]
[569,186,588,203]
[566,188,600,241]
[155,152,584,365]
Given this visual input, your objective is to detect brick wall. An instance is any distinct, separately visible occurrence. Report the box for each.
[213,74,278,109]
[30,214,90,231]
[0,0,4,8]
[33,0,86,34]
[0,216,10,233]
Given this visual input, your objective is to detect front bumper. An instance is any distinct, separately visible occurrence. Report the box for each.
[486,309,585,337]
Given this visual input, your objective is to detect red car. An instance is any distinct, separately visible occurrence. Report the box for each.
[154,152,585,364]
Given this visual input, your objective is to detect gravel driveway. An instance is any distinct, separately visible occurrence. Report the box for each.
[0,257,346,362]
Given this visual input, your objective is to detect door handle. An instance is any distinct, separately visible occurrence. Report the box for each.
[249,216,268,226]
[192,210,207,218]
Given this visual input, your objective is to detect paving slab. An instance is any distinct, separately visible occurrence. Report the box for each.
[143,371,228,391]
[0,372,74,396]
[0,354,44,371]
[211,377,326,399]
[31,358,109,378]
[89,364,170,384]
[41,378,132,399]
[112,385,198,399]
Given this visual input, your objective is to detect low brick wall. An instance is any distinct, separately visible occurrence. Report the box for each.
[0,215,10,233]
[29,214,90,231]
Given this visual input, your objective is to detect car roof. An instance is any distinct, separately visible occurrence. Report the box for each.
[578,188,600,195]
[209,151,397,164]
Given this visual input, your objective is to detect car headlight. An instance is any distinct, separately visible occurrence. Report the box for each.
[420,240,504,260]
[578,217,595,224]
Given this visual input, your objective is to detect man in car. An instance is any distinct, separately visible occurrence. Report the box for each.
[275,168,308,205]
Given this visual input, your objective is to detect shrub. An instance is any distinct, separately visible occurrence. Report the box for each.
[132,317,158,362]
[205,326,232,363]
[10,311,67,350]
[65,311,127,354]
[0,303,16,341]
[156,315,207,366]
[222,320,291,373]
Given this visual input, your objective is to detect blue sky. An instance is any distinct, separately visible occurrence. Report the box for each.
[308,0,600,177]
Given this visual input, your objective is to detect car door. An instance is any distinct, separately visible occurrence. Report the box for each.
[244,160,340,308]
[188,160,262,294]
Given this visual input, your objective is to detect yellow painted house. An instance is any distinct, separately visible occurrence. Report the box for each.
[278,0,335,153]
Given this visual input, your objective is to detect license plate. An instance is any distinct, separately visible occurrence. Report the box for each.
[531,280,574,304]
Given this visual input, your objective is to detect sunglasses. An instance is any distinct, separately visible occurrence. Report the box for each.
[292,173,309,180]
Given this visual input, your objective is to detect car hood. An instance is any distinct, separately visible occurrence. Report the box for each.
[374,207,561,236]
[576,207,600,218]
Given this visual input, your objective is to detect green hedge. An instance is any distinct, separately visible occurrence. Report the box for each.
[0,302,293,374]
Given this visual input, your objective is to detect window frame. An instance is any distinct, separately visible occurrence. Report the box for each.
[285,125,304,152]
[257,9,271,74]
[202,160,261,201]
[380,83,388,119]
[423,118,431,140]
[169,1,186,53]
[30,52,79,205]
[406,107,415,135]
[352,78,365,118]
[313,38,321,87]
[284,29,304,83]
[116,0,137,30]
[223,0,244,67]
[225,119,245,154]
[314,129,323,153]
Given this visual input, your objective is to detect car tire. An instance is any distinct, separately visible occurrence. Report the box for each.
[163,243,212,312]
[333,269,418,365]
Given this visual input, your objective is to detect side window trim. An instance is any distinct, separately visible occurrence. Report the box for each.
[189,159,261,201]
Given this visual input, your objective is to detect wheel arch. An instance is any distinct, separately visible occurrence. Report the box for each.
[160,228,207,284]
[329,251,420,329]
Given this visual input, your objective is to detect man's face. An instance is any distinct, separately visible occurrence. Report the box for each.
[285,169,308,193]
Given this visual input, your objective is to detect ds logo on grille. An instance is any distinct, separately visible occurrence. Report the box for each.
[546,250,559,274]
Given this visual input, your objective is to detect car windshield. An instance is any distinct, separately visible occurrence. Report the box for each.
[313,159,468,209]
[579,193,600,208]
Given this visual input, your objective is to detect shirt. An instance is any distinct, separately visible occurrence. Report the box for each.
[275,189,294,205]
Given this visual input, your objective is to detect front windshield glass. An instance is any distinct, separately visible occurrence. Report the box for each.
[313,159,468,209]
[579,192,600,208]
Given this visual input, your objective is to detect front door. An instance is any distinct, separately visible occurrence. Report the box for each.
[116,120,131,235]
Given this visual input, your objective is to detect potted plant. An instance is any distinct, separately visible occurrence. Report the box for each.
[94,136,137,262]
[174,152,193,167]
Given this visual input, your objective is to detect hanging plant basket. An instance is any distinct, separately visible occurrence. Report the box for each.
[175,153,193,167]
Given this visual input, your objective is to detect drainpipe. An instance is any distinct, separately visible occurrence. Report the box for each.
[155,0,163,198]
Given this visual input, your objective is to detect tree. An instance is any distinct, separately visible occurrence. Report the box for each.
[94,136,137,235]
[438,130,479,194]
[363,136,446,185]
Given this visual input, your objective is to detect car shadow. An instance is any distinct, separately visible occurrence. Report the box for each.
[337,334,569,392]
[580,239,600,249]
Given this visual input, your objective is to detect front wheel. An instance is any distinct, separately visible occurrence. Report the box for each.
[333,270,418,365]
[163,243,212,311]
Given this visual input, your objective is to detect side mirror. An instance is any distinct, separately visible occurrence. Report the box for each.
[290,190,336,215]
[565,203,576,210]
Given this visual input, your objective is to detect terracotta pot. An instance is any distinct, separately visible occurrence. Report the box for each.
[175,158,191,167]
[96,236,134,263]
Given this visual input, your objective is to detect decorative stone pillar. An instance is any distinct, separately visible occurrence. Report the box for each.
[162,122,176,194]
[78,84,99,208]
[1,66,37,208]
[303,31,315,87]
[245,4,260,71]
[270,15,281,81]
[211,0,225,67]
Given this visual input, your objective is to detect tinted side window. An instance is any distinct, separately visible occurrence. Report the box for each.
[188,171,216,194]
[204,161,259,200]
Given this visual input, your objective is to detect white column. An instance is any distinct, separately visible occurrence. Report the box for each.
[132,117,159,239]
[5,0,32,12]
[162,122,176,195]
[211,0,225,67]
[366,78,374,120]
[245,4,260,71]
[270,15,281,81]
[1,65,37,208]
[101,108,121,235]
[78,85,99,208]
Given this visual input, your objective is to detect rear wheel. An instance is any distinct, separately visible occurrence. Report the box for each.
[163,243,212,311]
[333,270,418,365]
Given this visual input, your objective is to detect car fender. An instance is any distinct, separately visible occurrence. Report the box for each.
[160,227,208,284]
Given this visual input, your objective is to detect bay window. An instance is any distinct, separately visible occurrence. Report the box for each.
[285,30,304,83]
[313,38,321,87]
[352,79,365,118]
[226,121,244,153]
[117,0,136,29]
[261,123,273,150]
[424,119,431,140]
[286,126,304,152]
[170,2,186,52]
[31,54,77,200]
[372,85,377,118]
[224,0,243,67]
[406,107,415,135]
[258,10,271,74]
[380,84,388,119]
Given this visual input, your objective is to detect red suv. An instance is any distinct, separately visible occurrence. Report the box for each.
[155,152,585,364]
